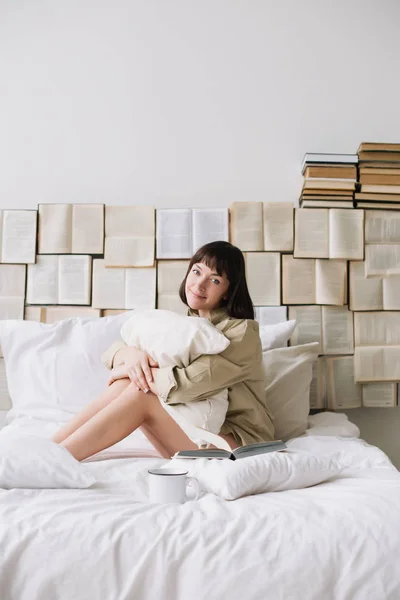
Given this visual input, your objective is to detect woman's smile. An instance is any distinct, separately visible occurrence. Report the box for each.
[190,289,206,299]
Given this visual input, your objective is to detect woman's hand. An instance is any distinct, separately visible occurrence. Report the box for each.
[109,347,159,392]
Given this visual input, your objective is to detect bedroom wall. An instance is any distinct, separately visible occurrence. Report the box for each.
[1,0,400,466]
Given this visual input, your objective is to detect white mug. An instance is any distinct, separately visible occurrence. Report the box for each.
[148,468,200,504]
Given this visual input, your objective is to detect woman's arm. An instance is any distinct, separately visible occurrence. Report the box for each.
[101,340,127,369]
[153,320,259,404]
[102,341,158,390]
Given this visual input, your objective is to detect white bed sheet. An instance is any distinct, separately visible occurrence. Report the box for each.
[1,413,400,600]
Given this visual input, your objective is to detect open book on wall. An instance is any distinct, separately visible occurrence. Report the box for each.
[230,202,294,252]
[310,357,325,409]
[282,255,347,305]
[289,305,354,355]
[0,264,26,320]
[26,255,92,305]
[294,208,364,260]
[349,262,400,310]
[92,259,156,310]
[326,356,397,408]
[363,209,400,276]
[104,206,155,267]
[157,260,190,315]
[0,210,37,264]
[354,312,400,382]
[156,208,229,259]
[254,306,288,326]
[245,252,281,306]
[38,204,104,255]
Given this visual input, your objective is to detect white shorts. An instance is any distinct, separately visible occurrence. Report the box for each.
[159,389,230,450]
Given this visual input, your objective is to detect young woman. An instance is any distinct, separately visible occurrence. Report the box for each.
[52,241,275,461]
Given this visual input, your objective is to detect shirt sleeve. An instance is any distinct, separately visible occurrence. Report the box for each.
[101,340,127,370]
[153,320,259,404]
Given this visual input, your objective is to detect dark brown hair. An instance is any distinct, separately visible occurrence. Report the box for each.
[178,241,255,320]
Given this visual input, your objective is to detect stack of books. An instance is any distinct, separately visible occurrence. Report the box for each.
[355,142,400,210]
[300,153,358,208]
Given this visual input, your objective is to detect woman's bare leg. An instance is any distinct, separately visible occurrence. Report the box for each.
[59,384,199,461]
[51,380,131,444]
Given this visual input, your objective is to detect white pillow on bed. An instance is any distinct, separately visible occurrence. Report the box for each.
[0,312,134,423]
[259,319,296,351]
[262,342,320,442]
[120,309,230,368]
[0,434,95,489]
[172,449,342,500]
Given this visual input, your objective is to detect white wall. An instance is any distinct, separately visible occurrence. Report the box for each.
[1,0,400,465]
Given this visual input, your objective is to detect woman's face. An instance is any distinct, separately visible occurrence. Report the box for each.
[185,262,230,314]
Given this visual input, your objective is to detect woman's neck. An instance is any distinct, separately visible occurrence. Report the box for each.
[198,309,210,319]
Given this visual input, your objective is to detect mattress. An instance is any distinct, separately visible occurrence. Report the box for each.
[0,413,399,600]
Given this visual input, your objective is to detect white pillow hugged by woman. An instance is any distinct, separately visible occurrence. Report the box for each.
[51,241,275,461]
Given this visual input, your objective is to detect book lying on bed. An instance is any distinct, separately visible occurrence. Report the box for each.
[173,440,287,460]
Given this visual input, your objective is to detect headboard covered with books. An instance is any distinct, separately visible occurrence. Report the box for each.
[1,144,400,414]
[0,200,397,414]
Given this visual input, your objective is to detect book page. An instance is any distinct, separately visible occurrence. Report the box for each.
[42,306,101,323]
[365,244,400,277]
[0,298,25,320]
[157,260,190,295]
[354,311,400,346]
[105,206,155,266]
[245,252,280,305]
[58,255,91,305]
[125,268,157,310]
[328,209,364,260]
[294,208,329,258]
[309,357,325,409]
[382,276,400,310]
[91,259,126,309]
[254,306,287,325]
[365,210,400,243]
[321,306,354,354]
[104,236,155,268]
[282,256,315,304]
[362,382,397,407]
[288,306,322,346]
[26,255,59,304]
[101,309,130,317]
[0,264,26,298]
[192,208,229,252]
[0,359,11,410]
[157,294,188,315]
[326,356,362,409]
[72,204,104,254]
[263,202,294,251]
[230,202,263,251]
[349,261,383,311]
[354,346,400,382]
[315,259,346,305]
[1,210,37,264]
[156,209,192,259]
[38,204,72,253]
[24,306,46,322]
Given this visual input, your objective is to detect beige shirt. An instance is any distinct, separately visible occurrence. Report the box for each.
[101,307,275,446]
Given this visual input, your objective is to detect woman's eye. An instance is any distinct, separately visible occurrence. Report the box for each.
[192,269,200,275]
[212,279,220,285]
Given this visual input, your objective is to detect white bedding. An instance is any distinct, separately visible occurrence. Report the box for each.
[1,413,400,600]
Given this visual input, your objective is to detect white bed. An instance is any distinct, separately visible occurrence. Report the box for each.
[1,413,400,600]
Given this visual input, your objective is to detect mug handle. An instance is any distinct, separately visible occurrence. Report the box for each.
[186,476,201,501]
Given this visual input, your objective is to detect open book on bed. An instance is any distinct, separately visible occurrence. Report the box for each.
[173,440,287,460]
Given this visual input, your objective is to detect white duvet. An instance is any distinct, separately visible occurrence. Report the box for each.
[1,414,400,600]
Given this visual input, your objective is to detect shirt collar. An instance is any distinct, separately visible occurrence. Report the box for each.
[187,306,229,325]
